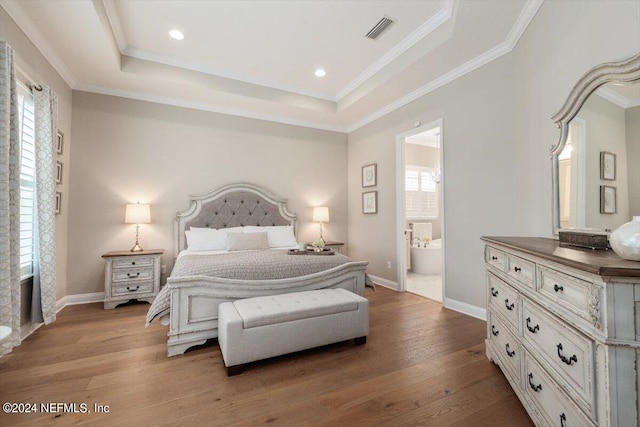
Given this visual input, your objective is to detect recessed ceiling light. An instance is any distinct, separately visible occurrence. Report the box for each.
[315,69,326,78]
[169,29,184,40]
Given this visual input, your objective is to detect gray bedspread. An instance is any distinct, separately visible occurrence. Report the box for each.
[145,250,366,326]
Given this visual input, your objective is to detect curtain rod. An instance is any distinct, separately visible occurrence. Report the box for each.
[15,64,42,92]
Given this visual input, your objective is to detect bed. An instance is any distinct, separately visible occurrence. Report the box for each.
[147,182,369,357]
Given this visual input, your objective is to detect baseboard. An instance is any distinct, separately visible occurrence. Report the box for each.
[19,321,43,343]
[368,274,399,291]
[55,292,105,312]
[443,297,487,321]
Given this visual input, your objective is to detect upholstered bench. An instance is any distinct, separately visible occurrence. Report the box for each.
[218,288,369,376]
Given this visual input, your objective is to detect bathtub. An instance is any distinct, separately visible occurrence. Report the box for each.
[410,238,442,275]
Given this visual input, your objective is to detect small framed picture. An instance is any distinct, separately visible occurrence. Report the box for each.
[600,185,616,214]
[362,163,377,188]
[56,130,64,155]
[362,191,378,214]
[600,151,616,180]
[55,192,62,215]
[56,161,63,184]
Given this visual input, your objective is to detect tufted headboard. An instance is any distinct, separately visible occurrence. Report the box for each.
[173,182,297,254]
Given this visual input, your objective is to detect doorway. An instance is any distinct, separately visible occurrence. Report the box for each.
[395,120,444,303]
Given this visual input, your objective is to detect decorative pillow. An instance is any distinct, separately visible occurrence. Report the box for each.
[185,228,228,251]
[227,232,269,251]
[243,225,297,248]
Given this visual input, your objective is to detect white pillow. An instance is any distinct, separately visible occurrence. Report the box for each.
[243,225,297,248]
[185,228,227,251]
[227,232,269,251]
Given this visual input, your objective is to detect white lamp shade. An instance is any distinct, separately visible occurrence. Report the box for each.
[312,206,330,222]
[125,203,151,224]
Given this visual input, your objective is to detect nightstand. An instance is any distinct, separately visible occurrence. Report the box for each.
[102,249,163,309]
[307,241,344,254]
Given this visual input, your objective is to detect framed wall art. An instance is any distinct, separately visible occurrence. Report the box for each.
[600,151,616,180]
[362,191,378,214]
[56,130,64,155]
[600,185,616,214]
[56,161,63,184]
[362,163,377,187]
[55,192,62,215]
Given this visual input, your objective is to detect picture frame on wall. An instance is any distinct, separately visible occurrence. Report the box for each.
[56,130,64,155]
[600,185,616,214]
[56,161,63,184]
[362,191,378,214]
[362,163,377,187]
[55,192,62,215]
[600,151,616,180]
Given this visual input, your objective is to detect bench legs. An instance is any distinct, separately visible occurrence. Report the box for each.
[354,336,367,345]
[226,364,246,376]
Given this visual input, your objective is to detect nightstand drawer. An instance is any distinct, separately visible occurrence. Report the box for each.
[112,256,156,269]
[112,281,154,296]
[112,267,154,283]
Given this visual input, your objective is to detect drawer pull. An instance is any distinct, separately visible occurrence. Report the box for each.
[131,261,136,265]
[126,285,140,292]
[513,266,522,273]
[127,272,140,279]
[556,343,578,365]
[528,373,542,392]
[560,413,567,427]
[504,299,515,311]
[553,284,564,292]
[491,256,498,261]
[491,325,499,336]
[505,343,515,358]
[526,317,540,334]
[490,287,498,297]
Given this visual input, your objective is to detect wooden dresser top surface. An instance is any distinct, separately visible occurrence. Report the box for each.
[481,236,640,278]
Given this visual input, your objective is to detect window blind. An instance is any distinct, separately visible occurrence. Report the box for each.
[18,85,36,278]
[405,165,438,219]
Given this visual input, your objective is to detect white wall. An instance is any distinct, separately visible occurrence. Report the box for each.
[627,106,640,218]
[348,0,640,310]
[68,92,348,295]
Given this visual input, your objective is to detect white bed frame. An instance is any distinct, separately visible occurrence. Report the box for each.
[163,183,367,357]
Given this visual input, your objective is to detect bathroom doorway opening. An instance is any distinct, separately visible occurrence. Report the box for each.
[395,120,444,303]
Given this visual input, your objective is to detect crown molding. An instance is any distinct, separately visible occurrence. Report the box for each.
[334,0,455,101]
[0,0,77,87]
[74,82,348,133]
[101,0,127,52]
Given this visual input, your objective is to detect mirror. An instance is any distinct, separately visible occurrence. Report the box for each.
[552,53,640,234]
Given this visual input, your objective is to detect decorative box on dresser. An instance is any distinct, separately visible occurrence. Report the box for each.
[482,236,640,427]
[102,249,164,309]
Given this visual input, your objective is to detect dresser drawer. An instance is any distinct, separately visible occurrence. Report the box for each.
[488,311,521,380]
[523,351,595,427]
[506,254,536,289]
[112,281,154,296]
[112,256,156,269]
[488,273,520,333]
[522,300,593,409]
[538,265,594,323]
[486,246,507,271]
[112,267,154,283]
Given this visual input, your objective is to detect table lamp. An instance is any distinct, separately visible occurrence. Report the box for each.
[312,206,330,245]
[125,202,151,252]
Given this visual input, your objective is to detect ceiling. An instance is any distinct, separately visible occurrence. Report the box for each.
[1,0,543,132]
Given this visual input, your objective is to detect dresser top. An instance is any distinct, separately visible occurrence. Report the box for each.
[481,236,640,278]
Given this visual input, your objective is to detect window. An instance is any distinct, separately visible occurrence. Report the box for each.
[405,165,438,219]
[18,83,36,279]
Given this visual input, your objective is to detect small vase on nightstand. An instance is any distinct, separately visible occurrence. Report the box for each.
[610,216,640,261]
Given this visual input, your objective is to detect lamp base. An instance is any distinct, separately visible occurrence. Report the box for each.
[130,243,144,252]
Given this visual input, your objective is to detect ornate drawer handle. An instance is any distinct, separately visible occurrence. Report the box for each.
[554,284,564,292]
[491,256,498,261]
[528,373,542,392]
[491,287,498,297]
[127,272,140,278]
[560,413,567,427]
[126,285,140,292]
[513,266,522,273]
[131,261,136,265]
[526,317,539,334]
[504,299,515,311]
[556,343,578,365]
[491,325,499,336]
[505,343,515,357]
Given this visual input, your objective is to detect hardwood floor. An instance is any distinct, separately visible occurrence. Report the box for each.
[0,287,533,426]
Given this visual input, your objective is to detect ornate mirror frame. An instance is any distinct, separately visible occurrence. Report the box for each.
[550,52,640,234]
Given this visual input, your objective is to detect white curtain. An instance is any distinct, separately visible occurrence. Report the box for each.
[0,41,21,356]
[32,87,58,324]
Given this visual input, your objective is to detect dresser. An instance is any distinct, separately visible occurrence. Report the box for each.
[482,237,640,427]
[102,249,163,309]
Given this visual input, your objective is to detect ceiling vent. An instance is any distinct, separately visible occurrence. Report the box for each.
[365,16,395,40]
